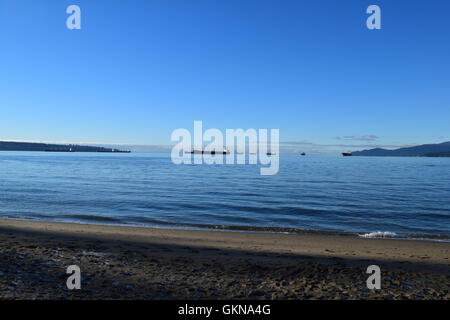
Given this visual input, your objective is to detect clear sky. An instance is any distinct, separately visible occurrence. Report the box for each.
[1,0,449,153]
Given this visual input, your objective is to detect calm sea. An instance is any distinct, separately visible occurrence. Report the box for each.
[1,152,449,240]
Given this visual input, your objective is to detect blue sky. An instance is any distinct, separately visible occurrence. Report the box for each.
[1,0,449,153]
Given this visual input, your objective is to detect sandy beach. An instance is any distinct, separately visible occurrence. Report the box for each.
[0,219,448,300]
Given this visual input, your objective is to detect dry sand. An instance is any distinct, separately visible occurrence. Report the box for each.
[0,219,448,299]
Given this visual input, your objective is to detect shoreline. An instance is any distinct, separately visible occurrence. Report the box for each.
[2,216,449,243]
[0,219,449,299]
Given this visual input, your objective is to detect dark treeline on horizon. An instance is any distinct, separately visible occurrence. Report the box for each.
[0,141,129,153]
[352,141,450,157]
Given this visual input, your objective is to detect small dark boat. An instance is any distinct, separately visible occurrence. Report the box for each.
[300,152,306,156]
[266,152,276,155]
[342,152,352,157]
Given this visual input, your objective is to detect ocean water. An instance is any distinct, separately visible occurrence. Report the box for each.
[0,151,449,240]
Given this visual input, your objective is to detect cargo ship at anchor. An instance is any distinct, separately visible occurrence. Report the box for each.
[186,147,230,155]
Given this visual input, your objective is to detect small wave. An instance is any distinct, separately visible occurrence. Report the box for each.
[359,231,398,239]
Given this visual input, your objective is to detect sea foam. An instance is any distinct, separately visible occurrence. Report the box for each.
[359,231,398,239]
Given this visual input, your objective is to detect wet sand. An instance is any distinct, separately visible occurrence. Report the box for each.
[0,219,448,299]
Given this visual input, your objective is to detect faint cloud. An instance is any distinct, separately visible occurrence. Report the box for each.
[337,135,379,141]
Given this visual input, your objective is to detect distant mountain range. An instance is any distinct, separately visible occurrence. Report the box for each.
[0,141,130,153]
[352,141,450,157]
